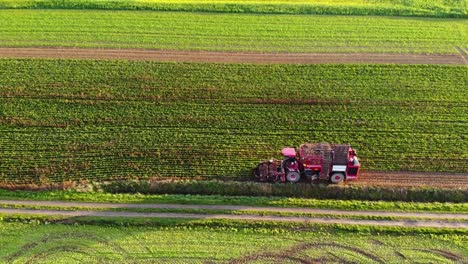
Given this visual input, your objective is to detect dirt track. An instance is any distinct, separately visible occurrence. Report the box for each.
[0,47,466,65]
[350,171,468,189]
[1,200,466,220]
[0,207,466,229]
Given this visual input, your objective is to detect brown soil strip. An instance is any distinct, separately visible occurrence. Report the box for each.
[0,208,467,228]
[350,171,468,189]
[0,200,466,220]
[414,248,464,261]
[395,251,407,260]
[0,47,466,65]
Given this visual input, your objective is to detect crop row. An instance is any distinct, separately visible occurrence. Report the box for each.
[0,59,466,183]
[0,10,466,53]
[0,127,464,182]
[0,0,465,18]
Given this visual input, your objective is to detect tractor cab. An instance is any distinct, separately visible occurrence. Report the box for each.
[346,148,360,180]
[281,148,300,182]
[254,142,361,184]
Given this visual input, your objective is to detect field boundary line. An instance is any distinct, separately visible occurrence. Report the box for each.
[0,47,466,65]
[0,200,467,219]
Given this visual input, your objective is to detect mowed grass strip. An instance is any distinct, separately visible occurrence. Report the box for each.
[0,0,465,18]
[1,189,467,213]
[0,221,466,263]
[0,59,466,183]
[0,10,466,53]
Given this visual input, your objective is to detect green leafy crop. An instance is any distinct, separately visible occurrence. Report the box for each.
[0,10,466,53]
[0,59,466,183]
[0,0,465,18]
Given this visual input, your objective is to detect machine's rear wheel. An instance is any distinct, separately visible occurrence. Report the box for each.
[254,167,262,181]
[330,173,345,184]
[286,171,301,183]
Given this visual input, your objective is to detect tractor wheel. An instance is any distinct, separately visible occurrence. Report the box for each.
[330,173,345,184]
[254,167,262,181]
[286,171,301,183]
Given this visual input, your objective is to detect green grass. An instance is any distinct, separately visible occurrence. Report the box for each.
[0,10,466,53]
[1,203,467,222]
[99,180,468,202]
[0,59,466,184]
[0,0,465,18]
[1,190,467,213]
[0,220,466,263]
[3,214,468,235]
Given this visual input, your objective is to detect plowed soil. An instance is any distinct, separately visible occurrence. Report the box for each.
[350,171,468,189]
[0,47,466,65]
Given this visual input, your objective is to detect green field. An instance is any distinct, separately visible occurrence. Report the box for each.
[0,0,466,261]
[0,221,466,263]
[0,59,466,183]
[0,10,466,53]
[0,0,466,18]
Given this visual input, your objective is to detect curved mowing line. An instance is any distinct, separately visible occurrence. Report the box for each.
[230,241,385,264]
[5,232,126,262]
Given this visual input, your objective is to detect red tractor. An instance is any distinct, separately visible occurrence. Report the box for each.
[254,142,360,184]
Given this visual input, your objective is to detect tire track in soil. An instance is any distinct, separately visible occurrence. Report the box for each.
[228,242,464,264]
[5,232,126,263]
[413,248,464,262]
[25,246,88,264]
[227,242,385,264]
[0,47,466,65]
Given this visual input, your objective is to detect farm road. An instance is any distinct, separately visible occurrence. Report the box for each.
[0,200,467,228]
[0,47,466,65]
[0,208,466,229]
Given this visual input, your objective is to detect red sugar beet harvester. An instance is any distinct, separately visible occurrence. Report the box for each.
[254,142,360,184]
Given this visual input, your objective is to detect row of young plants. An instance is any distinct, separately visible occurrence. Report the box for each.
[0,59,466,183]
[0,103,464,179]
[0,10,466,53]
[0,60,466,183]
[1,60,465,101]
[0,0,465,18]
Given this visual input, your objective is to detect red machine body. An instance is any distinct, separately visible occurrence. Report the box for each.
[254,142,360,184]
